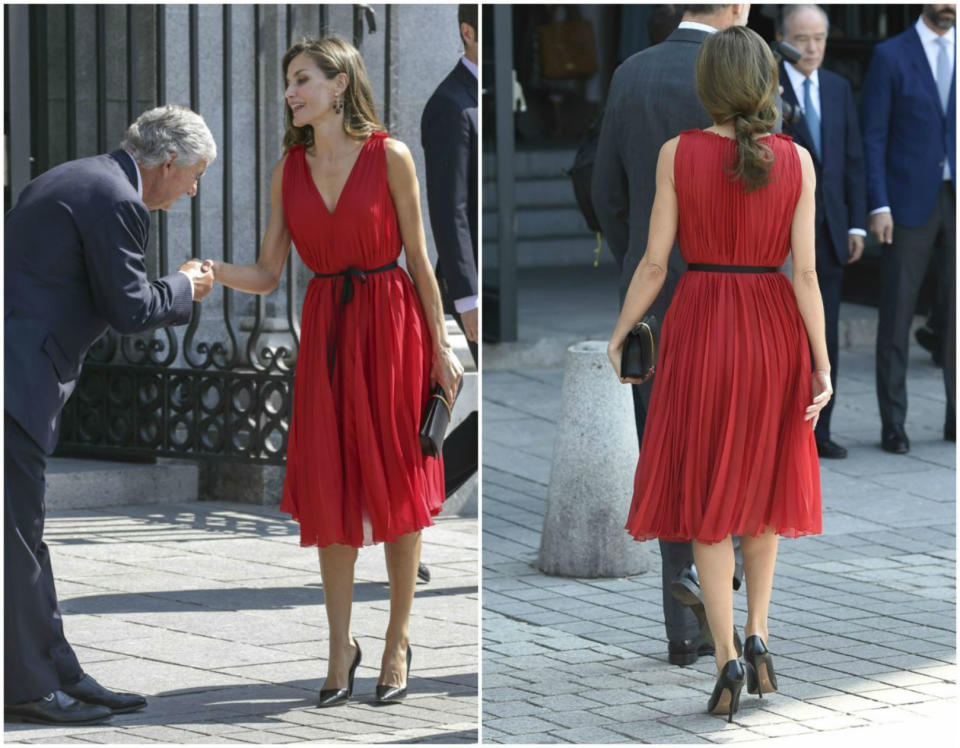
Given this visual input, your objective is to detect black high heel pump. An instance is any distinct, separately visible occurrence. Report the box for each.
[318,638,361,708]
[744,635,777,697]
[707,659,745,723]
[376,645,412,703]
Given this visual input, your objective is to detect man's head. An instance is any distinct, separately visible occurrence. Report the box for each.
[459,4,478,63]
[121,105,216,211]
[923,4,956,32]
[776,5,829,77]
[683,4,751,30]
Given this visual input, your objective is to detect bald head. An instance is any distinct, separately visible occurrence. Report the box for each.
[683,4,751,30]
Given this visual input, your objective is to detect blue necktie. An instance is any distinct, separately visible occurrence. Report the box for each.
[936,36,952,114]
[803,77,821,161]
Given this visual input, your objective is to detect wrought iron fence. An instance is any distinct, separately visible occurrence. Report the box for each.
[10,3,383,464]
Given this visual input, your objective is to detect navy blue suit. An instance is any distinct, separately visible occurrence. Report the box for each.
[4,150,193,703]
[861,25,956,432]
[781,64,867,441]
[421,61,478,498]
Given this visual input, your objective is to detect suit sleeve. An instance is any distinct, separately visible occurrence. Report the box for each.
[861,46,893,211]
[421,96,477,302]
[592,68,631,269]
[80,199,194,334]
[843,78,867,231]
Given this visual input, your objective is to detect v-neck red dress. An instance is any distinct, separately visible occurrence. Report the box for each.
[280,132,444,548]
[625,130,822,544]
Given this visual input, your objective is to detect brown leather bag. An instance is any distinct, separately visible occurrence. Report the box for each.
[538,12,598,79]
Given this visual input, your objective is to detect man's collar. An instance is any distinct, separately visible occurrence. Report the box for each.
[121,149,143,199]
[915,16,956,46]
[677,20,720,35]
[786,62,819,90]
[459,55,478,79]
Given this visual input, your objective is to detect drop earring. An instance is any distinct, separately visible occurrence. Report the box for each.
[332,95,344,115]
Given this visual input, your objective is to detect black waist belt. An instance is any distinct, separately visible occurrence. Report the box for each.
[687,264,779,273]
[314,260,398,374]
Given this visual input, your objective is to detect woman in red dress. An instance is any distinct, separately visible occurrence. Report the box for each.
[608,27,831,721]
[208,37,462,706]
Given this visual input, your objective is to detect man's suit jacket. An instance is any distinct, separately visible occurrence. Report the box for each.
[4,150,194,454]
[593,28,713,302]
[861,26,956,227]
[781,63,867,265]
[420,60,478,312]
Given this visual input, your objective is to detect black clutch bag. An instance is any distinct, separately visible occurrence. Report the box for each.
[620,315,658,380]
[419,382,461,457]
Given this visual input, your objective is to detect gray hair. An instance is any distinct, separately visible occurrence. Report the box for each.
[779,5,830,36]
[121,104,217,168]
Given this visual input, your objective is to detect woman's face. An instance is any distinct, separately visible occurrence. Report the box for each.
[284,53,342,126]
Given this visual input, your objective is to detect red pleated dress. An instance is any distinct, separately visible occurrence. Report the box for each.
[625,130,822,544]
[280,132,444,548]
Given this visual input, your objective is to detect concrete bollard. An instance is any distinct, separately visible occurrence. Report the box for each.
[538,341,653,578]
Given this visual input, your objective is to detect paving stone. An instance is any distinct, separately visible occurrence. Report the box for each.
[548,725,641,743]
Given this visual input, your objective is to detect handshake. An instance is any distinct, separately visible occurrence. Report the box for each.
[179,259,217,302]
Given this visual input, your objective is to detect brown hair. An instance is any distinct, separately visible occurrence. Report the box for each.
[281,36,386,153]
[695,26,779,191]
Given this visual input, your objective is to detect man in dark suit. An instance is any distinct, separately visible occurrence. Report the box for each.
[5,105,216,725]
[778,4,867,460]
[421,4,479,523]
[862,4,956,453]
[592,3,751,667]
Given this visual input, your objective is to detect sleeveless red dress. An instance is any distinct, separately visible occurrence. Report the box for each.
[625,130,822,544]
[280,132,444,548]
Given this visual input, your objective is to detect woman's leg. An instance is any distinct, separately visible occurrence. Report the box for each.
[319,543,359,690]
[380,530,421,686]
[740,528,779,643]
[692,536,738,670]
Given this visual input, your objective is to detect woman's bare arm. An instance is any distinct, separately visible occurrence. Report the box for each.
[211,157,292,295]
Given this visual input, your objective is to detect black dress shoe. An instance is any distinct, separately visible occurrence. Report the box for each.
[5,690,113,725]
[670,564,744,653]
[668,637,714,666]
[61,674,146,714]
[376,645,412,703]
[881,425,910,454]
[318,639,362,708]
[417,562,431,584]
[816,438,848,459]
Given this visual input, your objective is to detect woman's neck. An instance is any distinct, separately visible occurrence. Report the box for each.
[308,117,353,157]
[708,122,737,139]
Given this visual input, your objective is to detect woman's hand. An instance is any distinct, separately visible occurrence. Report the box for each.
[607,337,653,385]
[432,347,464,407]
[805,370,833,430]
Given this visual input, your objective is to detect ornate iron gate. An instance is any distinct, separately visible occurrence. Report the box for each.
[10,4,384,465]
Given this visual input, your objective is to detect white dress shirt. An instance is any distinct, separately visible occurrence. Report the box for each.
[785,64,865,237]
[122,149,196,296]
[677,20,719,35]
[873,17,955,215]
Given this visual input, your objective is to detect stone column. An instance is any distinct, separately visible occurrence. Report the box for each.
[539,341,652,577]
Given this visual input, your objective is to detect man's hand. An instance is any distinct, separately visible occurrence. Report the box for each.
[179,259,214,301]
[847,233,865,264]
[869,212,894,245]
[461,307,478,343]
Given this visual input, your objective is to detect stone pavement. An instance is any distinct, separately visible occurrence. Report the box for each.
[482,269,956,744]
[5,503,477,744]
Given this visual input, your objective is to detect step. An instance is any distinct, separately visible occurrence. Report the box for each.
[483,205,593,240]
[483,148,577,179]
[484,237,615,269]
[44,457,200,510]
[483,176,579,208]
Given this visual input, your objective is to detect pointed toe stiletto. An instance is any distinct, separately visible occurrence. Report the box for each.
[744,635,777,698]
[375,645,412,703]
[317,638,361,708]
[707,659,745,723]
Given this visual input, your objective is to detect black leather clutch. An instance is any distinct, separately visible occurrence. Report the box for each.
[621,315,658,380]
[419,382,461,457]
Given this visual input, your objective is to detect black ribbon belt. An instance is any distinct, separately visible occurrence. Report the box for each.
[687,264,779,273]
[314,260,398,374]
